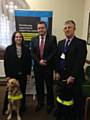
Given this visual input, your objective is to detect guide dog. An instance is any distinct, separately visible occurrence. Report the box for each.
[7,78,23,120]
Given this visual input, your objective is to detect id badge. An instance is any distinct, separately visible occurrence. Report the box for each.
[60,53,65,59]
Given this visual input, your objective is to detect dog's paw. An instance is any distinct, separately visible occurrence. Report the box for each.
[17,115,21,120]
[7,114,12,120]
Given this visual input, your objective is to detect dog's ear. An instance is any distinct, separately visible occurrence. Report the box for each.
[16,80,20,87]
[6,80,11,90]
[7,82,9,89]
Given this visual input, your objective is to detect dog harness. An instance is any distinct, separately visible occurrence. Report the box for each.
[56,96,74,106]
[8,94,23,100]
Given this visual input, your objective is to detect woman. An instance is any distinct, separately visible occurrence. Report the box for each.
[2,31,31,114]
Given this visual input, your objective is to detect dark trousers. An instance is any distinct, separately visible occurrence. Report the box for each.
[56,103,73,120]
[2,90,8,114]
[72,96,84,120]
[56,81,84,120]
[18,75,27,111]
[2,75,27,114]
[34,67,54,106]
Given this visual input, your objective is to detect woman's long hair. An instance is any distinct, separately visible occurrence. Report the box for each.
[12,31,24,46]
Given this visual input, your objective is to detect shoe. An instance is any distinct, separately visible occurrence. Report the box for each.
[47,105,54,114]
[35,104,44,112]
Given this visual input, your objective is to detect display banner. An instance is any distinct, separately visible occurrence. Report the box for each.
[15,10,53,47]
[15,10,53,94]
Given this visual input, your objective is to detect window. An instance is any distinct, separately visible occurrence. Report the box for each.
[0,14,11,48]
[0,0,30,59]
[0,0,30,48]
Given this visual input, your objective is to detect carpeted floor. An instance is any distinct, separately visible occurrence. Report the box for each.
[1,80,90,120]
[0,81,56,120]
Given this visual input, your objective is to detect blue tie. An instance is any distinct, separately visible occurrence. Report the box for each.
[64,40,70,53]
[59,40,70,74]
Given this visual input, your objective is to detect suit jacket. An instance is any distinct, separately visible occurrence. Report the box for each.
[31,35,57,70]
[4,44,31,77]
[56,36,87,83]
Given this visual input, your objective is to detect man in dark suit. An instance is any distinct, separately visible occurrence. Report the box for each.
[55,20,87,120]
[31,21,57,113]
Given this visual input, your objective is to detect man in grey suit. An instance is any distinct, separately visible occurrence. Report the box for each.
[31,21,57,113]
[55,20,87,120]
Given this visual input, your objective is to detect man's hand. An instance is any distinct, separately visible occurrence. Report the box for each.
[67,76,75,85]
[39,59,47,66]
[55,73,61,80]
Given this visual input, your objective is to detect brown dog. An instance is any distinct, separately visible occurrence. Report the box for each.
[7,78,23,120]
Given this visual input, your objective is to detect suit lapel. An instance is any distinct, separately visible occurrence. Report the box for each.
[60,39,65,53]
[37,36,39,49]
[36,36,40,57]
[66,37,77,56]
[44,35,48,51]
[43,35,50,56]
[68,36,76,49]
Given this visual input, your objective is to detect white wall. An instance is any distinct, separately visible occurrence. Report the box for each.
[26,0,85,41]
[82,0,90,60]
[1,0,90,77]
[26,0,90,63]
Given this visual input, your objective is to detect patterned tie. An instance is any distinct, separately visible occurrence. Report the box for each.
[40,36,44,59]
